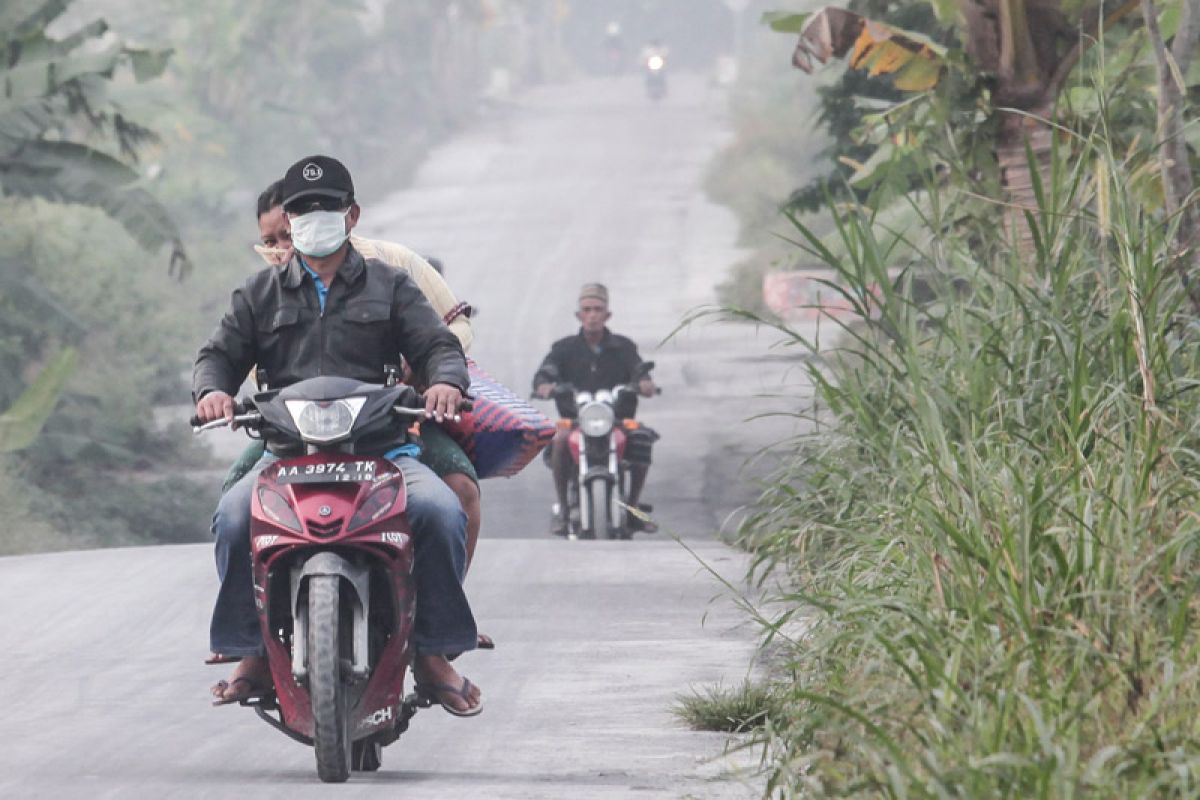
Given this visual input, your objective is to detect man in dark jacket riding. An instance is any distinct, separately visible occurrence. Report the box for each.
[532,283,658,536]
[193,155,481,716]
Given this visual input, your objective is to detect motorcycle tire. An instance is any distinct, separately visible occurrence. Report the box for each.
[587,480,613,540]
[309,575,352,783]
[352,739,383,772]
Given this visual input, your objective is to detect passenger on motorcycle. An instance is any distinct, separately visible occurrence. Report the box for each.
[194,155,482,715]
[532,283,659,536]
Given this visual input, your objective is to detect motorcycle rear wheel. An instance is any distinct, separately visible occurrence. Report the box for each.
[309,575,352,783]
[352,739,383,772]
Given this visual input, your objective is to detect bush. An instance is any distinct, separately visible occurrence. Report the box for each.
[736,122,1200,796]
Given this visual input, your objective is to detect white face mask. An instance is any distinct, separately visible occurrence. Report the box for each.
[289,208,350,257]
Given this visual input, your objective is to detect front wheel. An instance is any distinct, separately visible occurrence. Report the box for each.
[587,480,617,540]
[580,479,600,539]
[308,575,351,783]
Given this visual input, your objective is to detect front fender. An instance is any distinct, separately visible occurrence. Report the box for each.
[290,551,371,680]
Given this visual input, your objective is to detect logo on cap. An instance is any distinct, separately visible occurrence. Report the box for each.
[302,163,323,182]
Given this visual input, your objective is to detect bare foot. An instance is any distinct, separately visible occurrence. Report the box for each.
[412,654,482,715]
[211,655,272,704]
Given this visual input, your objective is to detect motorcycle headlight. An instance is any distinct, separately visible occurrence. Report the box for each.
[578,401,615,437]
[285,397,367,443]
[648,55,665,71]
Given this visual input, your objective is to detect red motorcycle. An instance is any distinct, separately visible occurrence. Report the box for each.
[194,375,467,782]
[544,362,658,540]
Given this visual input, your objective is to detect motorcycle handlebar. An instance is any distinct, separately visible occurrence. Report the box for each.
[190,395,472,431]
[189,400,249,429]
[191,412,262,434]
[392,397,473,423]
[530,384,661,399]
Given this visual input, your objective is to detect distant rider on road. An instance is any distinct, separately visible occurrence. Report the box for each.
[532,283,658,536]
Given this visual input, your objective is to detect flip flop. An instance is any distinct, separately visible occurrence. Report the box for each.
[414,677,483,717]
[446,632,496,662]
[211,676,271,707]
[205,653,242,665]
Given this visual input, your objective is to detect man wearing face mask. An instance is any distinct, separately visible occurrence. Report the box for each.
[194,155,482,716]
[239,180,481,569]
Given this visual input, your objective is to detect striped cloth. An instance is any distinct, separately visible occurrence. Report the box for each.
[442,359,555,479]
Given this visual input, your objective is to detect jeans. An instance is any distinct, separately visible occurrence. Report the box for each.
[210,454,477,658]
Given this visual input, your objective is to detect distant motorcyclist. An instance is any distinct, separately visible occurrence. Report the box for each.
[639,38,670,66]
[640,38,669,101]
[533,283,658,535]
[603,21,626,73]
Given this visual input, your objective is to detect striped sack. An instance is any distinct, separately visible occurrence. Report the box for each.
[443,359,555,479]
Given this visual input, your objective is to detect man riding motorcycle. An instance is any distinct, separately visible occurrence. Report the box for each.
[532,283,658,536]
[241,180,482,569]
[194,155,481,716]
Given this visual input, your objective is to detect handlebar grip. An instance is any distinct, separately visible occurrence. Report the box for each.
[189,399,248,427]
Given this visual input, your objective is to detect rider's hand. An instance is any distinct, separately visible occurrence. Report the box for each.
[638,377,657,398]
[535,382,556,399]
[196,391,235,425]
[424,383,463,422]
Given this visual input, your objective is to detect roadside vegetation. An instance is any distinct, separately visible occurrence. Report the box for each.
[699,0,1200,794]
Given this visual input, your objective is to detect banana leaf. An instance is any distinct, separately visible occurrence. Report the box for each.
[0,347,77,453]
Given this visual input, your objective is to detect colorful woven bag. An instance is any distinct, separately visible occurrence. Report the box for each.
[442,359,555,479]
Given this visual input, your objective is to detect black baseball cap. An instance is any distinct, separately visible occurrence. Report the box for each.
[280,155,355,212]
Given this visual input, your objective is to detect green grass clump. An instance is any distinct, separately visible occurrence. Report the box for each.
[676,679,784,733]
[735,123,1200,797]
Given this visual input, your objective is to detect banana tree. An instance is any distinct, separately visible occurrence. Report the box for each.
[0,0,190,451]
[769,0,1197,260]
[0,0,190,277]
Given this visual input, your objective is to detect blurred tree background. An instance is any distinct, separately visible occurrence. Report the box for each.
[0,0,577,554]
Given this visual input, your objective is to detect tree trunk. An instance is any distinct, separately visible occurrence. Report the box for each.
[995,107,1055,254]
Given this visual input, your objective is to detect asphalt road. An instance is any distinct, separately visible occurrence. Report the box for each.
[0,75,812,797]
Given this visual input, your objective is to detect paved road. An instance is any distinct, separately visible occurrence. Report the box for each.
[0,540,758,799]
[1,75,812,797]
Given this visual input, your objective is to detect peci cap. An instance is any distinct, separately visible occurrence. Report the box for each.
[280,155,355,212]
[579,283,609,304]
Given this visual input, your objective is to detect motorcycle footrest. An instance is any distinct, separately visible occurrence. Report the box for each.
[404,691,436,710]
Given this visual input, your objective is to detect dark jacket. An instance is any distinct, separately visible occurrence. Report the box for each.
[532,328,647,394]
[193,247,468,403]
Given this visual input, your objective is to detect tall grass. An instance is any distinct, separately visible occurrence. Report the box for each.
[738,116,1200,796]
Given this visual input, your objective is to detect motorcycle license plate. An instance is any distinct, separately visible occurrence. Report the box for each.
[275,460,376,484]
